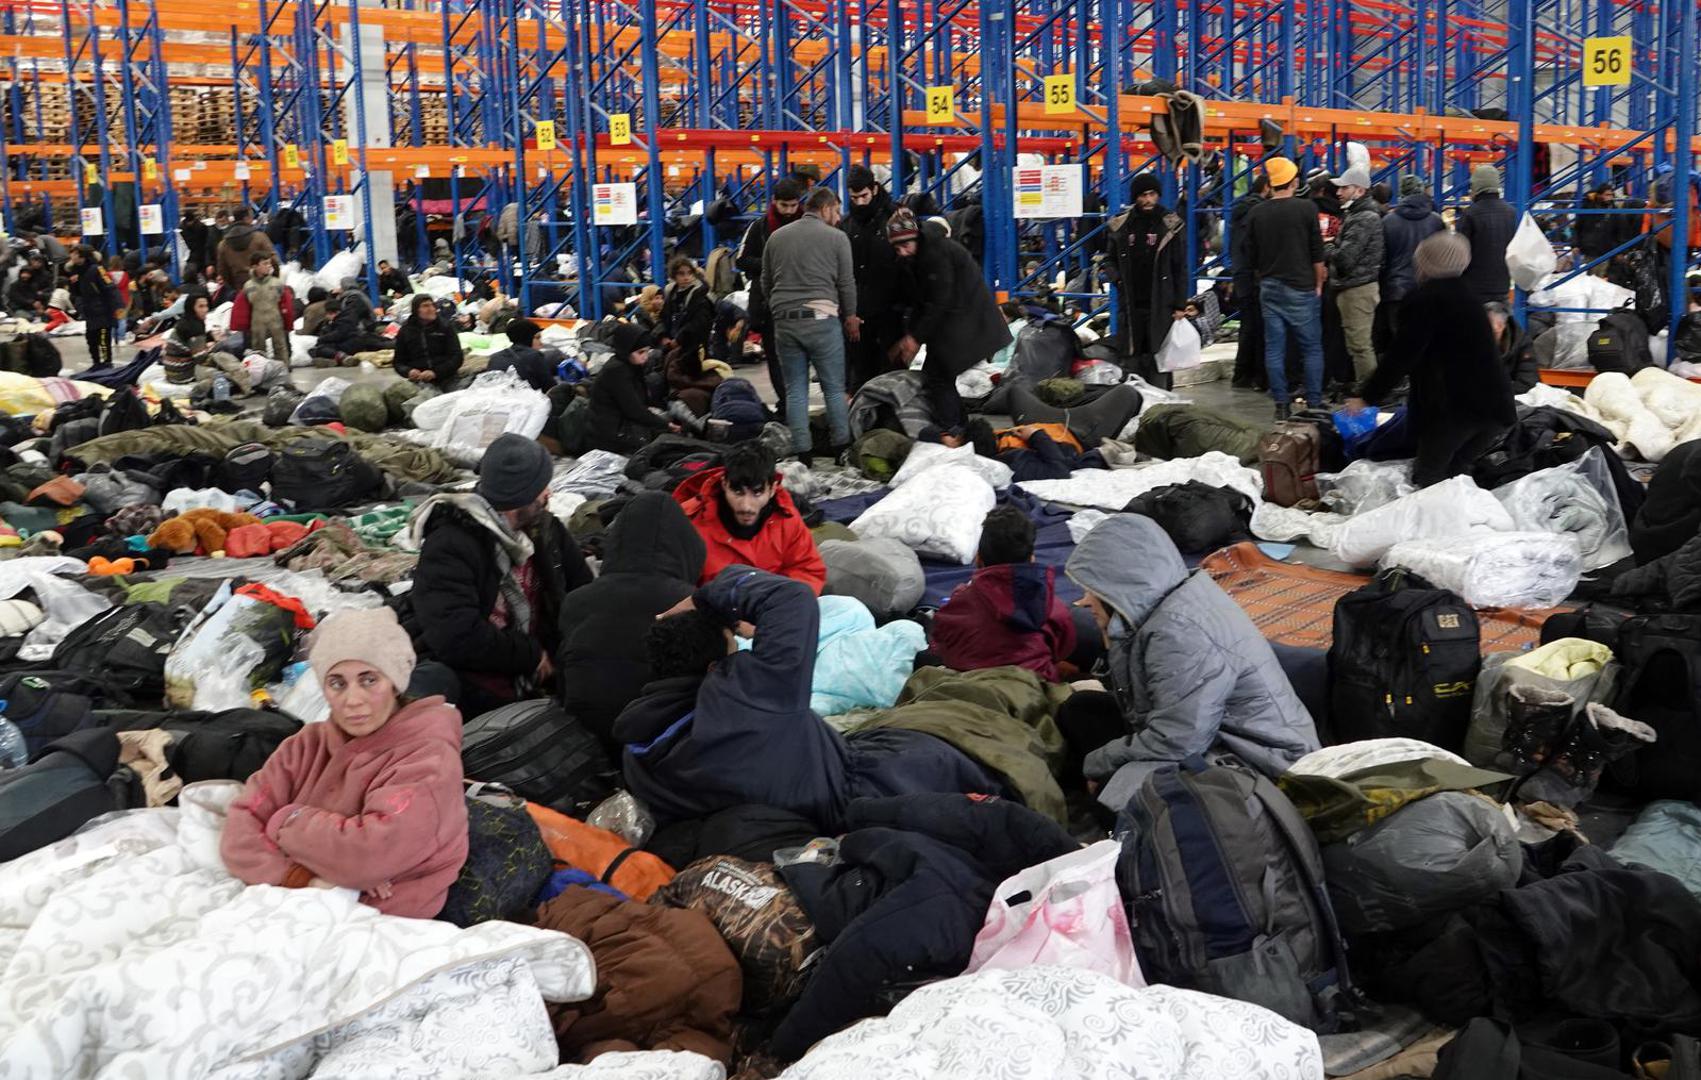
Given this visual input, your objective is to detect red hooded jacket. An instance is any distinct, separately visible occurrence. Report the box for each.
[220,695,469,919]
[929,562,1077,682]
[672,466,826,594]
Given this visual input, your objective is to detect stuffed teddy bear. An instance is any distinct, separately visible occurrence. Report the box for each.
[146,508,263,555]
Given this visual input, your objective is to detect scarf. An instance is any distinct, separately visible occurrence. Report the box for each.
[407,493,537,634]
[765,202,802,235]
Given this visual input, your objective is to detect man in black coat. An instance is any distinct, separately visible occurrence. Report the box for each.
[410,434,593,719]
[557,491,705,747]
[1348,232,1516,487]
[736,178,805,407]
[1229,175,1270,389]
[588,322,677,453]
[1457,165,1520,303]
[63,245,121,369]
[841,165,901,392]
[486,317,556,392]
[887,208,1012,435]
[1105,172,1189,389]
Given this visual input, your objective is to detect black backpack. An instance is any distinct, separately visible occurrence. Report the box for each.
[270,438,383,510]
[98,387,150,437]
[1587,310,1652,374]
[0,672,97,760]
[216,442,276,494]
[1326,570,1482,750]
[164,707,303,784]
[51,602,192,705]
[460,699,616,819]
[21,333,61,377]
[1607,615,1701,802]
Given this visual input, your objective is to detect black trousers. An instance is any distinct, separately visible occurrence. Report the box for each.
[1232,277,1266,388]
[1413,419,1507,488]
[921,352,964,431]
[85,323,115,368]
[1121,305,1173,391]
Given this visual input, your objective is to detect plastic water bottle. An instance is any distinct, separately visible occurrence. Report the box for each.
[213,374,232,403]
[0,715,26,769]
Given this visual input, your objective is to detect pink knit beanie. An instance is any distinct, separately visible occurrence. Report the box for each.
[309,607,416,693]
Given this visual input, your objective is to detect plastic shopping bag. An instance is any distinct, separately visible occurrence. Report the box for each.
[1155,316,1203,372]
[966,839,1145,986]
[1506,212,1557,292]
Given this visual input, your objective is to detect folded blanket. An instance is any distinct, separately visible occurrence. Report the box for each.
[1330,475,1513,568]
[1584,371,1677,463]
[1018,451,1261,510]
[1380,531,1582,609]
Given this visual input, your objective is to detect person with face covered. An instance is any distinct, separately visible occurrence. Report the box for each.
[671,439,826,594]
[1104,172,1190,389]
[409,434,594,717]
[841,164,901,391]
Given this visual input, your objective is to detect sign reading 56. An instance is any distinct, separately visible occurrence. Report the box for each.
[1582,36,1631,87]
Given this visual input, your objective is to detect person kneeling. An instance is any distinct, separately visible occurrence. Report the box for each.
[219,609,469,919]
[1063,514,1320,811]
[615,566,1006,831]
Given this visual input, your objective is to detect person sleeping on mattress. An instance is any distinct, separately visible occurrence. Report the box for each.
[220,607,469,919]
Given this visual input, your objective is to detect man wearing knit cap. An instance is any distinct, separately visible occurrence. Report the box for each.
[841,164,901,391]
[1456,163,1519,302]
[1106,172,1189,388]
[1243,156,1327,418]
[409,433,593,716]
[1347,231,1515,487]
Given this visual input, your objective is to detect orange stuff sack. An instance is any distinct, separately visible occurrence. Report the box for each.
[996,422,1083,454]
[525,801,675,901]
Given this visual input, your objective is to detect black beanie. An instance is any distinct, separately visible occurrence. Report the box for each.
[846,165,878,192]
[506,318,542,346]
[477,434,553,511]
[1130,173,1163,199]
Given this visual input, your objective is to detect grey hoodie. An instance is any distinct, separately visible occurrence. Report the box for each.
[1065,514,1319,809]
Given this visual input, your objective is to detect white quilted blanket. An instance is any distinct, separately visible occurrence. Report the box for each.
[1017,451,1262,510]
[780,966,1322,1080]
[0,781,721,1080]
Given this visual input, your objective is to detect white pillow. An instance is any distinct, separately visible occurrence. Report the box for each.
[851,463,996,565]
[889,441,1012,491]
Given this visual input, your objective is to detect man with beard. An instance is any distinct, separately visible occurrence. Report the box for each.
[1104,173,1188,388]
[736,178,805,407]
[409,434,593,716]
[841,165,901,391]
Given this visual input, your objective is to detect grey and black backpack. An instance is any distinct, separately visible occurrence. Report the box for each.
[1116,755,1356,1034]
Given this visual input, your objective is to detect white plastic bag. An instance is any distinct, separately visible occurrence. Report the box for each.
[1155,317,1203,373]
[1506,213,1557,292]
[289,375,352,424]
[967,839,1145,987]
[1330,474,1515,568]
[1491,447,1631,571]
[406,369,550,457]
[1380,531,1583,609]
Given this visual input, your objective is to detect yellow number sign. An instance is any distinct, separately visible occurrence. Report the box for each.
[84,162,97,184]
[143,157,157,181]
[1582,36,1631,87]
[283,143,300,170]
[535,120,557,151]
[610,113,632,146]
[925,85,954,124]
[331,138,349,165]
[1044,73,1076,115]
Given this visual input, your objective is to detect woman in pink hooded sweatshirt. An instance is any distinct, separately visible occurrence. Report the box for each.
[221,607,469,919]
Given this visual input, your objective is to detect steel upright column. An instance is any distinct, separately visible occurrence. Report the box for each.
[1668,0,1697,339]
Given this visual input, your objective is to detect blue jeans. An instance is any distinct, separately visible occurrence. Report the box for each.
[1260,279,1325,406]
[775,315,850,452]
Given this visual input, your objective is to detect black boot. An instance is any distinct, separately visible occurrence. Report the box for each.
[1503,684,1575,772]
[1552,702,1656,792]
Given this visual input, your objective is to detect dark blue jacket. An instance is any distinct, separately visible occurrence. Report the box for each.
[1381,194,1445,301]
[770,793,1077,1060]
[1457,191,1521,302]
[614,567,1001,830]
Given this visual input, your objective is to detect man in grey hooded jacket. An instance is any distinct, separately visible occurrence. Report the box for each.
[1065,514,1320,810]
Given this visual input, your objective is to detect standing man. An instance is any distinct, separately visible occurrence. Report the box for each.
[737,178,805,409]
[1457,164,1520,303]
[64,245,121,370]
[1244,157,1326,420]
[1229,174,1271,390]
[1329,165,1385,385]
[762,186,857,462]
[1379,176,1445,357]
[841,165,900,392]
[887,207,1011,437]
[1105,173,1189,388]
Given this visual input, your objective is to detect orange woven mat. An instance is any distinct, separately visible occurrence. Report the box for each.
[1201,543,1553,653]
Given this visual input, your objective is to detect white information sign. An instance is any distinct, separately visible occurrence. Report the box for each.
[323,194,355,231]
[1013,163,1084,220]
[138,204,163,235]
[80,207,104,235]
[593,182,639,226]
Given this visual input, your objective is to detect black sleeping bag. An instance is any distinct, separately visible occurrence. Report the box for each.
[1121,481,1254,554]
[1633,438,1701,565]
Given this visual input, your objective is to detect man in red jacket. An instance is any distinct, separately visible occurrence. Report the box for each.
[929,505,1075,681]
[672,439,826,594]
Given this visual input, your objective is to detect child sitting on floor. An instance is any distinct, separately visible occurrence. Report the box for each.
[220,607,469,919]
[928,505,1076,683]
